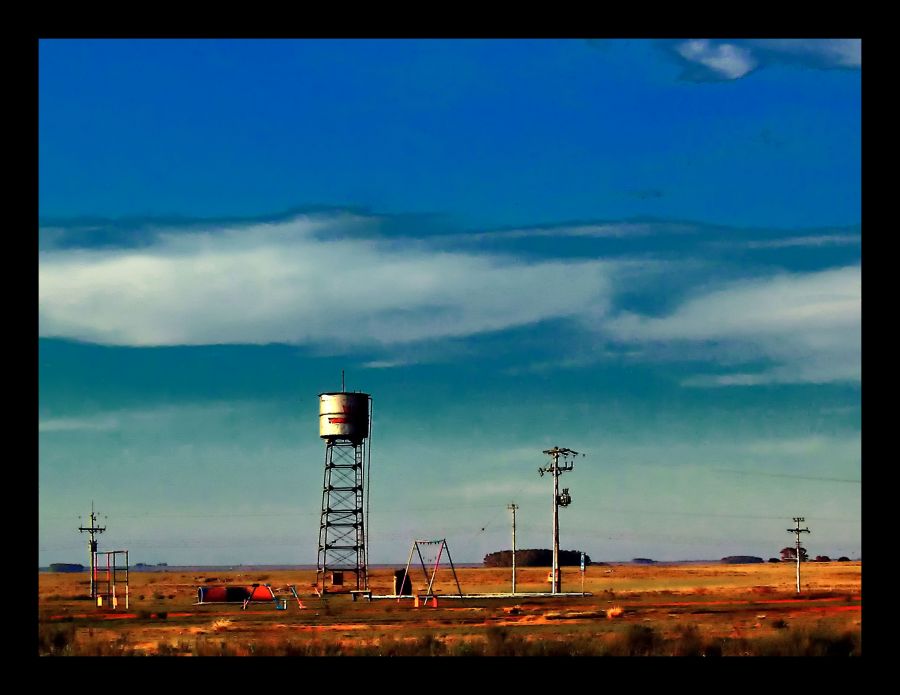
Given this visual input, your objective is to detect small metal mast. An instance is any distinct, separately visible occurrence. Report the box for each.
[787,517,811,593]
[78,501,106,599]
[507,503,519,594]
[538,447,582,594]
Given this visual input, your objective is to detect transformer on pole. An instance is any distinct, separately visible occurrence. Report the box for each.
[315,379,372,594]
[538,447,582,594]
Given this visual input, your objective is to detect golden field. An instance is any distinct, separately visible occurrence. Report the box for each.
[38,561,861,656]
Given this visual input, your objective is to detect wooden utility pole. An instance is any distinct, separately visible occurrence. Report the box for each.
[507,503,519,594]
[787,517,811,593]
[539,447,580,594]
[78,501,105,599]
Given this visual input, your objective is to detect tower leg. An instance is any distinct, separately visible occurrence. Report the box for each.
[316,440,367,593]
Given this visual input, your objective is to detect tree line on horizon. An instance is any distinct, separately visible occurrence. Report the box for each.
[483,549,590,567]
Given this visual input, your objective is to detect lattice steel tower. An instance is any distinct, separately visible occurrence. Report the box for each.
[315,387,372,594]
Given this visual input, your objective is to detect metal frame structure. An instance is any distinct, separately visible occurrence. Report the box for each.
[398,538,463,604]
[93,550,129,610]
[195,584,304,611]
[317,439,368,592]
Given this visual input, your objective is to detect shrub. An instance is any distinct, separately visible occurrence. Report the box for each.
[608,625,659,656]
[755,625,859,656]
[671,624,705,656]
[38,624,75,656]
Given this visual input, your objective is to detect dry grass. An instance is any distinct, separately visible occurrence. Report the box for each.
[38,561,861,656]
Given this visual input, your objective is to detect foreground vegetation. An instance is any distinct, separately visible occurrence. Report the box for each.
[39,621,859,657]
[37,562,861,657]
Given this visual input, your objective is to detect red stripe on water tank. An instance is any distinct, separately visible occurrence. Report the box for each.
[328,417,347,423]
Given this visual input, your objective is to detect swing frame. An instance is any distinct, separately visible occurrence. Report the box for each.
[397,538,463,603]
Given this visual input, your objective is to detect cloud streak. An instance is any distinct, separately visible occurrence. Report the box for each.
[601,265,860,385]
[668,38,861,81]
[39,214,617,348]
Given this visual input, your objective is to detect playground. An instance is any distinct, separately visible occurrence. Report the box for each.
[38,560,861,656]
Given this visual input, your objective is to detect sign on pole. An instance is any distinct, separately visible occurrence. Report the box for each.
[580,552,585,572]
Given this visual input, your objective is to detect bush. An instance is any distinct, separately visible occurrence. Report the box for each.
[671,624,704,656]
[755,625,859,656]
[608,625,659,656]
[38,624,75,656]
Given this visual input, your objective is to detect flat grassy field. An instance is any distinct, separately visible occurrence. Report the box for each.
[38,562,861,656]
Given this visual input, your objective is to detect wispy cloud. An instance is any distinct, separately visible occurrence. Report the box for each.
[601,265,860,385]
[39,402,249,434]
[39,416,120,433]
[433,221,696,243]
[667,38,861,82]
[675,40,758,80]
[726,234,861,250]
[39,214,618,348]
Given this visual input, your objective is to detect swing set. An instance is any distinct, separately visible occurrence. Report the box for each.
[396,538,462,605]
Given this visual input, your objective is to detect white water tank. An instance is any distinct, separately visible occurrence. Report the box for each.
[318,392,370,442]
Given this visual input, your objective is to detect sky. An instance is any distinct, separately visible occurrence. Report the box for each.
[38,38,861,567]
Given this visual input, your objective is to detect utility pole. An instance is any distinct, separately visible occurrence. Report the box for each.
[78,501,106,599]
[507,503,518,594]
[787,517,810,593]
[539,447,581,594]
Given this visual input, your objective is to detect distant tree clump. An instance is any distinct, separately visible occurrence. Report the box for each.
[49,563,84,573]
[838,556,850,562]
[814,555,832,562]
[768,558,781,563]
[632,558,656,564]
[483,549,590,567]
[721,556,764,564]
[780,547,808,562]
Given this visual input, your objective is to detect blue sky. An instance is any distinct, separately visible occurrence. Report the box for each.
[39,39,860,566]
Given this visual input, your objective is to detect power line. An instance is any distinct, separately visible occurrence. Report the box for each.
[713,469,860,484]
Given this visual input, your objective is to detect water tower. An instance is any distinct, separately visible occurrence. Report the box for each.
[315,386,372,594]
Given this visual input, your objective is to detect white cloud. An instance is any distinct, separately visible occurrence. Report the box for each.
[672,39,861,81]
[751,39,861,68]
[675,40,758,80]
[39,215,617,348]
[602,265,860,385]
[735,234,860,249]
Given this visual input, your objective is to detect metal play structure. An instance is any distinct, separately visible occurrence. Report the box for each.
[93,550,129,610]
[195,583,306,611]
[397,538,462,604]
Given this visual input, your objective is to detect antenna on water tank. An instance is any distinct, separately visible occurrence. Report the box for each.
[341,369,345,392]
